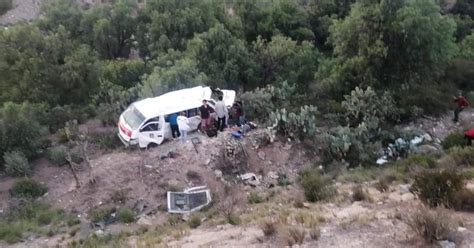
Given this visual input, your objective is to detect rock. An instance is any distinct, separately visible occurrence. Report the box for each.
[423,133,433,142]
[267,171,279,179]
[144,165,153,169]
[214,169,223,178]
[205,159,211,165]
[438,240,456,248]
[257,151,265,160]
[94,230,105,236]
[303,202,310,208]
[239,173,260,186]
[401,193,414,202]
[399,184,411,194]
[416,144,442,156]
[457,227,467,232]
[137,216,153,226]
[181,214,190,222]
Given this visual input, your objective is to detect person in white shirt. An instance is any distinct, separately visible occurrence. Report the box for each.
[214,95,227,131]
[177,112,189,142]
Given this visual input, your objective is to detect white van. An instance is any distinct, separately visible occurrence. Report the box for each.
[117,86,235,148]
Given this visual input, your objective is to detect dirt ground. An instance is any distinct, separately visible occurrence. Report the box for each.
[1,110,474,247]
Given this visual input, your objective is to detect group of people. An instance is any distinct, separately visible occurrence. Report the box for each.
[166,96,245,143]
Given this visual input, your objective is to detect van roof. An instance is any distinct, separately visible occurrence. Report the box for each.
[133,86,235,119]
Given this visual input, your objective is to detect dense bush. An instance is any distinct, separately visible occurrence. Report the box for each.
[396,154,438,173]
[442,132,467,150]
[0,102,47,163]
[0,0,12,15]
[452,188,474,211]
[448,146,474,166]
[410,170,464,208]
[247,192,264,204]
[4,151,31,177]
[47,146,68,166]
[90,206,116,223]
[11,178,48,198]
[298,168,336,202]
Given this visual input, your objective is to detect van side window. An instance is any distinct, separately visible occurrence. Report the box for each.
[141,123,159,132]
[187,109,198,117]
[144,117,159,125]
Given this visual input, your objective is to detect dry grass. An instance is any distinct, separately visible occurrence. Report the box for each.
[259,219,277,237]
[351,185,372,202]
[407,206,454,243]
[283,227,306,246]
[309,226,321,240]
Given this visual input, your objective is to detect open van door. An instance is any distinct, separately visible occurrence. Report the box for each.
[137,120,164,147]
[221,90,236,107]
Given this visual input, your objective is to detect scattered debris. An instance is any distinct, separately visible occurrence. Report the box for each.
[267,171,278,179]
[167,186,212,214]
[239,173,260,187]
[191,137,201,154]
[137,216,153,226]
[214,169,223,178]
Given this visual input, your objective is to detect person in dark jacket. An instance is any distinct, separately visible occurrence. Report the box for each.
[453,93,469,123]
[168,113,180,139]
[199,100,211,130]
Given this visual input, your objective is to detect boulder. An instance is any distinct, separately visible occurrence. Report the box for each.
[399,184,411,194]
[214,169,223,178]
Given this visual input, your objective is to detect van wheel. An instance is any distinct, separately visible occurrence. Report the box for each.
[147,143,158,150]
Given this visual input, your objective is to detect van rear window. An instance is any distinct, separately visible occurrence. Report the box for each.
[123,106,145,130]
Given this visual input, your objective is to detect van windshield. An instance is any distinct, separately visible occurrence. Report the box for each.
[123,106,145,130]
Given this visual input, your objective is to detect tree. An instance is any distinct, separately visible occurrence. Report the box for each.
[138,0,224,57]
[270,0,315,42]
[140,58,207,98]
[81,0,136,59]
[308,0,355,50]
[100,59,148,88]
[38,0,83,38]
[187,24,255,90]
[327,0,457,93]
[235,0,274,43]
[459,33,474,60]
[252,35,320,90]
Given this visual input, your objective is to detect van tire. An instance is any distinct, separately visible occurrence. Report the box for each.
[147,143,158,149]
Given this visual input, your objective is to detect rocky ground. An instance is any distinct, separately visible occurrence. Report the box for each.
[0,0,42,25]
[0,109,474,248]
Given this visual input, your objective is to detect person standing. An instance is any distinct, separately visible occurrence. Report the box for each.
[215,96,227,131]
[453,93,469,123]
[235,101,245,126]
[199,100,211,130]
[168,113,180,139]
[177,112,189,142]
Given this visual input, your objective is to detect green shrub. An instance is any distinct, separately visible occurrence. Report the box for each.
[298,168,336,202]
[227,214,240,225]
[396,154,438,173]
[277,172,292,186]
[247,192,264,204]
[0,222,23,244]
[47,146,68,166]
[187,215,201,229]
[117,208,134,223]
[90,207,116,223]
[4,151,31,177]
[11,178,48,198]
[442,132,467,150]
[448,146,474,166]
[0,102,46,161]
[410,170,464,208]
